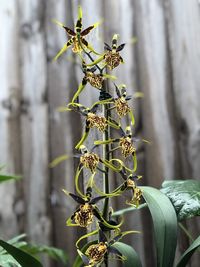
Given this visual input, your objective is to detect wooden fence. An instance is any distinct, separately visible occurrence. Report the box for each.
[0,0,199,266]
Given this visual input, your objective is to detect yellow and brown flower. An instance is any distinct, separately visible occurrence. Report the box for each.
[114,97,131,117]
[74,203,94,227]
[85,242,108,266]
[104,50,123,70]
[119,136,136,158]
[127,187,142,207]
[87,112,107,131]
[80,151,99,173]
[85,72,104,89]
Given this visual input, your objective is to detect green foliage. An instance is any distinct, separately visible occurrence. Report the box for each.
[0,234,68,267]
[111,242,142,267]
[141,186,177,267]
[112,203,147,217]
[161,180,200,221]
[22,244,68,264]
[0,173,21,183]
[0,239,43,267]
[176,235,200,267]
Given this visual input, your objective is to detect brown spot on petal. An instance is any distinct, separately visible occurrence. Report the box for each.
[114,97,130,117]
[104,51,123,70]
[119,137,135,157]
[87,113,107,131]
[80,152,99,173]
[74,203,94,227]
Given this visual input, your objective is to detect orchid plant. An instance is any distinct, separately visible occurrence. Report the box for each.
[0,5,199,267]
[51,6,200,267]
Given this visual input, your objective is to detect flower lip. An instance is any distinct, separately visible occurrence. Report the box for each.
[87,113,107,131]
[74,203,94,227]
[85,241,108,264]
[104,50,123,70]
[85,72,104,89]
[80,151,100,173]
[119,136,136,158]
[114,97,131,117]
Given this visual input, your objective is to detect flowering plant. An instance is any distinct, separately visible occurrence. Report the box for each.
[52,6,200,267]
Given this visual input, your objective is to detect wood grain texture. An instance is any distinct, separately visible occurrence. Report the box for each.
[166,1,200,265]
[0,0,21,239]
[45,0,83,265]
[134,0,176,185]
[133,1,177,265]
[19,2,51,266]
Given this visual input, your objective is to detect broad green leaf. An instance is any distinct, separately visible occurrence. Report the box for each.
[111,242,142,267]
[7,234,27,245]
[22,244,68,264]
[161,180,200,221]
[112,203,147,217]
[0,174,21,183]
[0,240,43,267]
[0,235,27,256]
[0,235,67,265]
[176,235,200,267]
[141,186,177,267]
[0,254,21,267]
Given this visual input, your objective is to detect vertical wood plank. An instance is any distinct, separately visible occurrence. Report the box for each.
[0,0,21,239]
[134,0,176,185]
[46,0,83,265]
[134,0,177,265]
[167,0,200,265]
[19,1,51,265]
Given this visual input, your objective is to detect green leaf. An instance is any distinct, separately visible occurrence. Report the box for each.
[0,240,43,267]
[7,234,27,245]
[21,244,68,264]
[111,242,142,267]
[112,203,147,217]
[0,174,21,183]
[176,235,200,267]
[0,254,21,267]
[0,235,27,256]
[141,186,177,267]
[161,180,200,221]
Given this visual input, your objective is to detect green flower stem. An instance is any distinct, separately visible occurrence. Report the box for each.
[102,82,110,220]
[179,222,193,242]
[102,80,110,267]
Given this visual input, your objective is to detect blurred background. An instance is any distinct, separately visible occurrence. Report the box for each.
[0,0,200,266]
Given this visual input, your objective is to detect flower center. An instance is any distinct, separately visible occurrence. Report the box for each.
[72,37,83,53]
[104,51,122,70]
[114,97,130,117]
[86,72,104,89]
[86,242,107,264]
[127,179,136,188]
[127,187,142,207]
[80,152,99,173]
[87,113,107,131]
[74,203,93,227]
[119,137,135,157]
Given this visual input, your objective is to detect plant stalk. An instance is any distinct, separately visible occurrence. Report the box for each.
[102,80,110,267]
[102,81,110,220]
